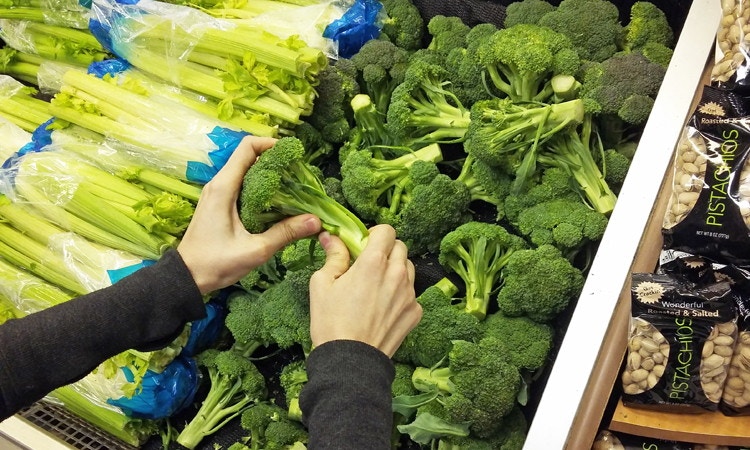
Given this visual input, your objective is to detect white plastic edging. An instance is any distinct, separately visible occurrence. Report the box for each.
[523,1,723,449]
[0,416,75,450]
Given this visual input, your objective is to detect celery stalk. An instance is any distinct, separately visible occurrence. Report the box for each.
[49,385,156,447]
[0,256,73,312]
[0,223,90,295]
[0,293,23,324]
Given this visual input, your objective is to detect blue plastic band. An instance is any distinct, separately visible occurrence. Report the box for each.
[26,119,56,153]
[107,356,200,419]
[207,126,249,168]
[323,0,382,58]
[185,161,218,185]
[79,0,92,8]
[182,300,227,357]
[107,260,156,284]
[88,58,131,78]
[88,19,114,54]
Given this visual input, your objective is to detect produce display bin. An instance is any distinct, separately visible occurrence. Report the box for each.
[0,0,731,449]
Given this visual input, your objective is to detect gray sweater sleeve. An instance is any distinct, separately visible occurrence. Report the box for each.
[299,340,395,450]
[0,249,206,421]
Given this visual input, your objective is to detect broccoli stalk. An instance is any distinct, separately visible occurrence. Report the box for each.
[176,349,267,449]
[409,337,522,438]
[239,137,369,258]
[438,222,528,320]
[463,97,585,193]
[386,59,471,146]
[537,115,618,215]
[340,140,443,222]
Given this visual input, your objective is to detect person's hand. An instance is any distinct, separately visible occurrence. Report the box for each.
[308,224,422,357]
[178,136,322,294]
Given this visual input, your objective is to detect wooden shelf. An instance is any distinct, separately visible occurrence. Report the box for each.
[609,398,750,446]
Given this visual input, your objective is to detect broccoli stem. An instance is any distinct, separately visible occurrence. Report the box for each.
[456,155,500,206]
[539,116,617,215]
[412,366,454,394]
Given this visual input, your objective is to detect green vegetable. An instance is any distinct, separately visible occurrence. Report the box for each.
[350,38,410,115]
[240,401,309,450]
[239,136,369,258]
[438,222,528,320]
[279,360,307,421]
[394,277,483,368]
[305,58,360,145]
[380,0,425,51]
[410,336,522,438]
[476,23,580,102]
[386,59,471,146]
[463,97,584,193]
[622,1,674,55]
[503,0,555,28]
[340,141,443,222]
[176,349,267,449]
[496,244,585,323]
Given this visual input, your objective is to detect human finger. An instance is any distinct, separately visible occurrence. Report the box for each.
[254,214,321,259]
[314,232,351,282]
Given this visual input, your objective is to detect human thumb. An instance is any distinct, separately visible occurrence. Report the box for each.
[316,231,350,280]
[258,214,321,254]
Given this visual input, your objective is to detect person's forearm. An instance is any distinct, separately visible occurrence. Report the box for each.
[300,340,395,450]
[0,250,206,420]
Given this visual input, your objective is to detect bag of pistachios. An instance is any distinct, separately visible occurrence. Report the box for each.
[661,85,750,267]
[622,272,738,412]
[658,249,750,416]
[592,429,738,450]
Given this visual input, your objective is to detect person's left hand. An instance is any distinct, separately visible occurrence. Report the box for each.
[177,136,322,294]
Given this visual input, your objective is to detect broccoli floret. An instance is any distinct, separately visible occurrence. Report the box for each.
[602,148,631,193]
[580,52,666,127]
[350,39,411,115]
[438,222,528,320]
[476,23,580,102]
[278,360,307,422]
[621,1,674,53]
[176,349,267,449]
[481,312,553,372]
[396,172,473,255]
[445,23,498,106]
[456,155,513,219]
[240,401,308,450]
[386,59,471,146]
[411,336,522,438]
[463,98,584,190]
[636,41,674,68]
[515,198,609,261]
[496,244,585,323]
[537,0,623,63]
[380,0,425,51]
[279,238,326,272]
[426,15,470,57]
[536,116,618,215]
[292,121,334,165]
[340,142,443,222]
[307,58,359,144]
[503,0,556,28]
[239,253,284,295]
[395,277,483,367]
[225,268,314,356]
[439,406,527,450]
[239,136,369,257]
[503,167,580,224]
[227,443,251,450]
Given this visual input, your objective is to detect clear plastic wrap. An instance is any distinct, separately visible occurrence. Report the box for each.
[712,0,750,88]
[592,429,735,450]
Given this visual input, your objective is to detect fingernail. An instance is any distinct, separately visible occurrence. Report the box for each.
[305,216,321,233]
[318,231,331,249]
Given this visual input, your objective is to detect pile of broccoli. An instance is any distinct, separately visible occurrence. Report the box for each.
[169,0,677,448]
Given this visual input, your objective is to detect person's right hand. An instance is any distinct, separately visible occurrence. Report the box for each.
[308,224,422,357]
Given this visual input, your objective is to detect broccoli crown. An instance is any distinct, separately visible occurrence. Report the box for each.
[225,291,270,355]
[426,15,470,57]
[456,155,512,210]
[350,39,411,113]
[264,419,308,449]
[279,360,308,401]
[413,336,522,438]
[515,198,609,257]
[396,173,473,255]
[503,0,556,28]
[537,0,623,62]
[622,1,674,52]
[279,238,326,272]
[580,52,666,123]
[476,23,580,102]
[481,312,553,371]
[239,137,369,257]
[445,23,499,106]
[496,244,585,323]
[340,143,443,221]
[602,148,631,191]
[392,362,418,397]
[438,222,528,320]
[307,58,360,144]
[386,59,471,146]
[200,349,266,396]
[617,93,655,125]
[636,41,674,68]
[240,401,307,450]
[380,0,425,51]
[463,98,584,176]
[503,167,580,224]
[396,277,483,367]
[241,401,285,434]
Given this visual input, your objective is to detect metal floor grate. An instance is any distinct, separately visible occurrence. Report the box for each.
[18,402,138,450]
